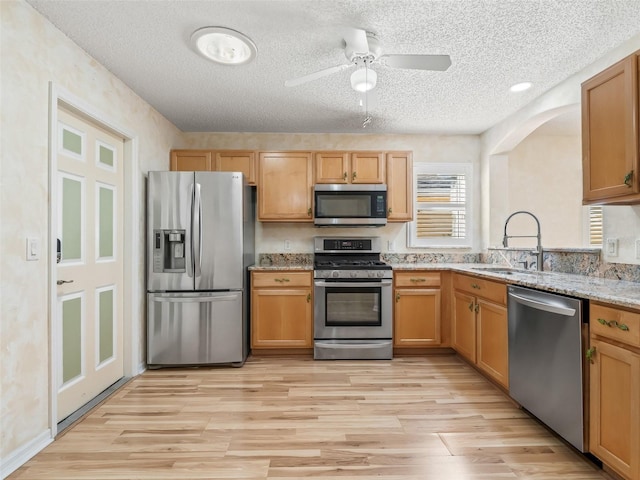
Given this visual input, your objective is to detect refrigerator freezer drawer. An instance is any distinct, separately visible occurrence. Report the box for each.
[147,291,246,366]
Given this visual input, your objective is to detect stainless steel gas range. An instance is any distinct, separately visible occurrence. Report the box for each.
[313,237,393,360]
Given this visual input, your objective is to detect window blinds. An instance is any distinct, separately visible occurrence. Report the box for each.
[415,173,467,239]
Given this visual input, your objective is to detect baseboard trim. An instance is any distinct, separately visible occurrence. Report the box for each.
[1,430,52,479]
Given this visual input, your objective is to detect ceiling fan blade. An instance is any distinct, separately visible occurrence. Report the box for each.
[343,27,370,55]
[380,54,452,71]
[284,63,352,87]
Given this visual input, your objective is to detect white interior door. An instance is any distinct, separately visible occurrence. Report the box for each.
[56,107,124,421]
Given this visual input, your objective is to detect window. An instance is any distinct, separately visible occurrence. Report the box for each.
[589,205,603,246]
[408,163,473,248]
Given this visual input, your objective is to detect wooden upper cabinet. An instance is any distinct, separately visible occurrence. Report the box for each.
[170,150,212,171]
[314,152,350,183]
[258,151,313,222]
[386,151,413,222]
[582,51,640,204]
[314,151,385,184]
[215,150,256,185]
[350,152,385,183]
[170,149,257,185]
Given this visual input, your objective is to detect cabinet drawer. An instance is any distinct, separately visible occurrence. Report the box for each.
[394,271,441,287]
[252,271,312,288]
[453,273,506,305]
[591,302,640,348]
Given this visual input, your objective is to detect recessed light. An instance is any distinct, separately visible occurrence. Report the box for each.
[510,82,533,92]
[191,27,257,65]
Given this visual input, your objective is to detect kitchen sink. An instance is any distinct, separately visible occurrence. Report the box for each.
[471,266,522,274]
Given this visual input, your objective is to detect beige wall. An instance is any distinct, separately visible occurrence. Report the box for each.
[181,132,482,253]
[501,133,584,248]
[481,32,640,264]
[0,0,181,466]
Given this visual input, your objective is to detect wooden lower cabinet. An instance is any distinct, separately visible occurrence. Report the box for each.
[251,271,313,349]
[589,302,640,480]
[452,273,508,389]
[452,290,477,361]
[393,271,441,347]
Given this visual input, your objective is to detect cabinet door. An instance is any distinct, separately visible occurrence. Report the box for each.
[215,151,256,185]
[314,152,350,184]
[452,290,476,362]
[386,152,413,222]
[258,152,313,221]
[251,288,312,348]
[350,152,385,183]
[590,339,640,480]
[582,54,639,202]
[394,288,441,347]
[170,150,212,171]
[476,299,508,388]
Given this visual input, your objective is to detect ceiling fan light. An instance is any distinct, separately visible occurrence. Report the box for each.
[191,27,257,65]
[350,67,377,92]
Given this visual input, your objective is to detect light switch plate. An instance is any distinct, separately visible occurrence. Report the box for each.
[606,238,618,257]
[636,239,640,260]
[284,240,291,251]
[26,237,40,261]
[387,240,395,252]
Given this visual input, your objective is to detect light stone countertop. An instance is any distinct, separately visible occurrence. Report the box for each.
[391,263,640,310]
[250,262,640,310]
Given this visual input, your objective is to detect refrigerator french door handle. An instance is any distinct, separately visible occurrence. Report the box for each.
[193,182,202,277]
[186,183,195,278]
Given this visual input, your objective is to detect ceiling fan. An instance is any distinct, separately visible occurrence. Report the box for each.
[284,28,452,92]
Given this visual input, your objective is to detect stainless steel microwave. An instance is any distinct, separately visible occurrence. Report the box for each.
[313,184,387,226]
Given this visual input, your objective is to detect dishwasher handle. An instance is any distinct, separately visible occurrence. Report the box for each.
[509,292,576,316]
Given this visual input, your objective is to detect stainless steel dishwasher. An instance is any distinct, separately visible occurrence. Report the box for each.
[507,285,587,452]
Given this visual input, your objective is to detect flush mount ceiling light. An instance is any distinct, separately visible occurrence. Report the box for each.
[191,27,257,65]
[510,81,533,92]
[350,59,377,92]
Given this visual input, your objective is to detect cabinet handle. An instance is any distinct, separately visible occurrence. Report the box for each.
[410,278,426,283]
[586,346,596,364]
[471,283,480,289]
[274,278,290,283]
[343,172,347,181]
[396,292,400,303]
[307,208,312,216]
[352,171,357,180]
[598,318,630,331]
[624,170,633,187]
[468,302,474,311]
[306,293,311,303]
[475,303,479,314]
[388,207,392,214]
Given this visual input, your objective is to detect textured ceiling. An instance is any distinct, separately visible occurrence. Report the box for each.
[26,0,640,135]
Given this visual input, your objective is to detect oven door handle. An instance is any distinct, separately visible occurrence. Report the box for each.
[314,280,392,288]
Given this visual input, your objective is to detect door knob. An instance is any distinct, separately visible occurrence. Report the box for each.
[57,279,74,285]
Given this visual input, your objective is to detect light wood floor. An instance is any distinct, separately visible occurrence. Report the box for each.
[11,355,612,479]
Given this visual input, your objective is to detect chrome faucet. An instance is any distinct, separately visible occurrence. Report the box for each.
[502,210,543,271]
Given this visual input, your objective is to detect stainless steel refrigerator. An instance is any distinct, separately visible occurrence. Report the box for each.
[146,171,255,367]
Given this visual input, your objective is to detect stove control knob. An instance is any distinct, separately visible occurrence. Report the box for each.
[331,270,340,278]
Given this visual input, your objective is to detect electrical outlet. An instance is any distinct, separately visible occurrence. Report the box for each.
[606,238,619,257]
[284,240,291,251]
[387,240,394,252]
[636,239,640,260]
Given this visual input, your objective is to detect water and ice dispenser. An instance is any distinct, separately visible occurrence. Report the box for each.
[153,229,186,272]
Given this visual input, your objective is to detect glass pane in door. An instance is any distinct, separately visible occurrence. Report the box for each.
[61,295,83,384]
[97,184,114,259]
[61,176,83,262]
[98,287,114,363]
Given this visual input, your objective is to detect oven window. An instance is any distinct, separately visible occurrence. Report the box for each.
[325,287,381,327]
